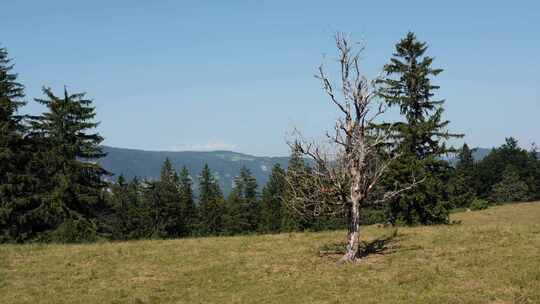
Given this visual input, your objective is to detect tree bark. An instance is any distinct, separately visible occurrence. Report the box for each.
[342,194,361,262]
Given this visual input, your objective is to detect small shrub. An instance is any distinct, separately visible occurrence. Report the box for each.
[361,208,386,225]
[49,217,98,243]
[470,199,489,211]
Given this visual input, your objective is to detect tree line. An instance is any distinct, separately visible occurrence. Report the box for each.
[1,33,540,244]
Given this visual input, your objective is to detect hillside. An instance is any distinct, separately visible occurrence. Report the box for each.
[99,146,290,195]
[99,146,505,195]
[1,202,539,303]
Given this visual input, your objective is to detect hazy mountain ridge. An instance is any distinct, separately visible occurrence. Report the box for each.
[99,146,531,195]
[99,146,290,195]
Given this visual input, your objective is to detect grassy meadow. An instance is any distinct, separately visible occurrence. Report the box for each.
[1,202,539,304]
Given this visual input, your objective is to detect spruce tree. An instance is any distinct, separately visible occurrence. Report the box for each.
[490,166,529,203]
[143,180,165,238]
[475,138,535,199]
[530,144,540,200]
[456,143,475,172]
[238,166,259,231]
[197,164,225,235]
[282,144,311,231]
[154,158,184,237]
[224,166,259,234]
[126,177,154,238]
[224,189,251,235]
[178,166,197,235]
[0,45,32,242]
[379,32,461,225]
[448,173,476,209]
[448,143,477,208]
[259,164,286,233]
[109,174,134,240]
[28,87,108,242]
[0,46,25,170]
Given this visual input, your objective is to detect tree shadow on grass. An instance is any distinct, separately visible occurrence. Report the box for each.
[319,229,399,259]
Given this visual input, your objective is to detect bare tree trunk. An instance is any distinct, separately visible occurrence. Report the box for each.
[342,194,361,262]
[285,33,421,264]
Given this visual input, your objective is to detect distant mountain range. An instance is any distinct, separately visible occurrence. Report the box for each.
[98,146,501,196]
[99,146,290,196]
[445,147,491,165]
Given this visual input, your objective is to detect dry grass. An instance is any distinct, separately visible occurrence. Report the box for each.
[1,202,540,303]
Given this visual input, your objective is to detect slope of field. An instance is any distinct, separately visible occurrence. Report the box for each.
[1,202,539,303]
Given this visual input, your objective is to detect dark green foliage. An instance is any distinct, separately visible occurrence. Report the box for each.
[379,32,461,225]
[224,192,251,235]
[108,176,150,239]
[281,145,311,231]
[490,166,530,203]
[0,45,33,242]
[237,166,259,231]
[0,46,25,175]
[448,143,477,208]
[531,145,540,200]
[153,158,185,237]
[456,143,475,172]
[448,172,476,209]
[197,164,225,235]
[470,199,489,211]
[259,164,286,233]
[26,87,108,242]
[281,145,346,232]
[126,159,189,239]
[384,155,452,225]
[108,165,199,240]
[178,166,197,234]
[359,208,387,225]
[475,138,537,200]
[223,166,259,234]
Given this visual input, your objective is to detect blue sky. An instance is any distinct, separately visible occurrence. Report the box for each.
[1,1,539,156]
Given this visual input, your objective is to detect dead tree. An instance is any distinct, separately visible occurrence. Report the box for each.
[286,33,420,262]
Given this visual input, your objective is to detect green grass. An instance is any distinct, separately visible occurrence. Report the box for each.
[1,202,540,303]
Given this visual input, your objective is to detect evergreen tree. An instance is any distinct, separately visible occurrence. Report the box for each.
[379,32,461,225]
[154,158,184,237]
[143,180,165,238]
[530,144,540,200]
[530,143,538,161]
[224,190,251,235]
[259,164,286,233]
[490,166,529,203]
[126,177,155,238]
[475,138,535,199]
[178,166,197,235]
[197,164,225,235]
[121,177,155,239]
[27,87,108,242]
[0,46,25,175]
[238,166,259,230]
[282,144,312,231]
[456,143,475,172]
[223,166,259,234]
[109,174,137,240]
[448,172,476,209]
[448,143,477,208]
[104,176,151,241]
[0,45,33,242]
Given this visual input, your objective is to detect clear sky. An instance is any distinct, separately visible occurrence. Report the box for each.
[1,1,539,156]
